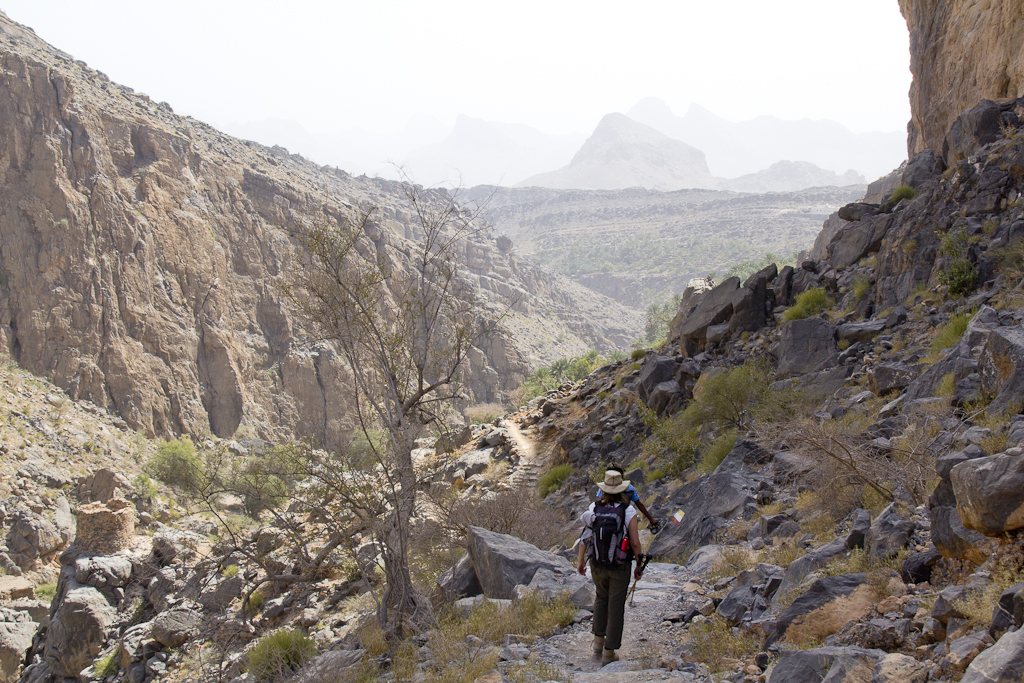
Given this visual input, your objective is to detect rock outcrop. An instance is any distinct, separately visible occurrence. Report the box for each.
[900,0,1024,157]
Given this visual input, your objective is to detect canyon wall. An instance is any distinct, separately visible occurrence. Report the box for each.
[0,13,641,448]
[900,0,1024,156]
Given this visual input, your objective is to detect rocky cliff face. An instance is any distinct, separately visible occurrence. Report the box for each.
[0,13,641,448]
[900,0,1024,157]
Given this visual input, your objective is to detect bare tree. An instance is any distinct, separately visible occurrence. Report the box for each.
[282,177,496,641]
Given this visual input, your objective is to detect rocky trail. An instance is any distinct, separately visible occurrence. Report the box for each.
[502,419,548,492]
[548,561,709,682]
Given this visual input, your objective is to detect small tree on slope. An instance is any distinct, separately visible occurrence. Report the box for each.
[284,180,494,641]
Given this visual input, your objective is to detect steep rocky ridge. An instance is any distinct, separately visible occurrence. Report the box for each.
[901,0,1024,157]
[0,12,641,447]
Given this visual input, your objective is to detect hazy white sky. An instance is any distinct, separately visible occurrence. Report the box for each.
[2,0,912,138]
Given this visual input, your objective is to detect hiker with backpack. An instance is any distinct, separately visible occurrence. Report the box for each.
[577,469,646,664]
[595,463,660,533]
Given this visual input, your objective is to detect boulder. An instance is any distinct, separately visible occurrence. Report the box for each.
[951,452,1024,536]
[637,355,678,404]
[151,607,201,648]
[0,577,33,602]
[772,537,850,609]
[868,362,921,396]
[44,586,117,679]
[989,583,1024,640]
[773,574,874,645]
[717,584,757,626]
[149,529,205,566]
[513,567,594,610]
[866,504,913,559]
[466,527,575,600]
[648,450,757,558]
[872,653,928,683]
[6,509,66,570]
[837,320,886,344]
[944,99,1004,167]
[931,505,998,564]
[902,149,944,188]
[962,626,1024,683]
[200,576,244,610]
[846,508,872,550]
[671,277,740,349]
[76,468,132,503]
[838,203,881,222]
[0,608,35,683]
[74,499,136,555]
[901,548,942,584]
[767,646,883,683]
[776,318,838,378]
[684,546,722,576]
[828,214,893,269]
[455,449,493,479]
[646,381,681,416]
[74,555,133,588]
[436,554,482,601]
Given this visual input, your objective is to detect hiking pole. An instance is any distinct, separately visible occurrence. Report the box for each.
[626,552,651,606]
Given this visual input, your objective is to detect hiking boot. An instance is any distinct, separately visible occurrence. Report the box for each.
[592,636,604,655]
[601,648,619,664]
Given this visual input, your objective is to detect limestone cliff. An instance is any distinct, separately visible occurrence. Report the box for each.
[900,0,1024,156]
[0,13,641,447]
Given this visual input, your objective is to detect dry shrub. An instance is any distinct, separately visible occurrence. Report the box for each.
[687,614,759,672]
[707,546,757,581]
[760,539,805,569]
[464,402,506,424]
[425,483,570,555]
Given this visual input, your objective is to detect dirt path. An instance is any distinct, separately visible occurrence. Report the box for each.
[503,418,550,491]
[525,560,711,681]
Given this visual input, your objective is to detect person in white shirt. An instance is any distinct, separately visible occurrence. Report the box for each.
[577,470,645,665]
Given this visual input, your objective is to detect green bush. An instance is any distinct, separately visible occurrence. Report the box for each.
[132,474,157,504]
[938,226,978,298]
[931,309,975,354]
[145,440,203,493]
[852,275,871,301]
[630,348,647,361]
[642,361,770,474]
[939,260,979,298]
[783,287,833,321]
[890,185,916,203]
[245,629,315,683]
[538,464,572,497]
[647,467,666,481]
[93,653,119,678]
[698,432,738,475]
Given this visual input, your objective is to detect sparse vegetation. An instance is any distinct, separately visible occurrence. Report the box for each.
[783,287,833,321]
[901,238,918,257]
[938,227,978,297]
[929,308,976,359]
[687,614,759,672]
[852,275,871,300]
[245,629,315,683]
[93,652,119,678]
[464,402,505,425]
[538,464,572,497]
[889,185,916,203]
[697,431,737,474]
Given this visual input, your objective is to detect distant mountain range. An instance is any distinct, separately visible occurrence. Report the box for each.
[517,114,867,193]
[627,98,905,180]
[220,98,903,192]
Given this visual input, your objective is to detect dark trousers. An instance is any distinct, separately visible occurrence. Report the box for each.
[590,562,632,650]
